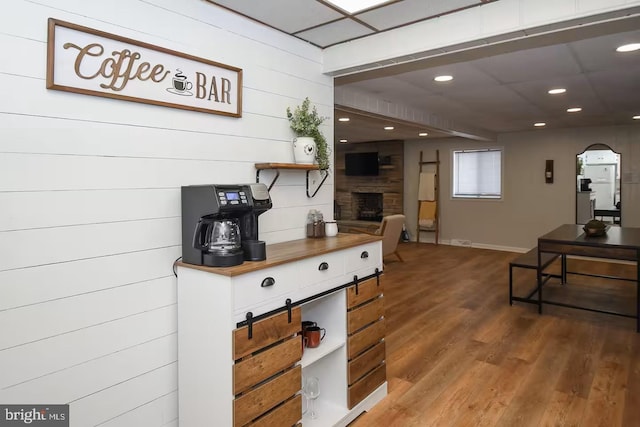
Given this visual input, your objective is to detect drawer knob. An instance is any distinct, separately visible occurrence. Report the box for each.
[318,262,329,271]
[361,251,369,259]
[261,277,275,287]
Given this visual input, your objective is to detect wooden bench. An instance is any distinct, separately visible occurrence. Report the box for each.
[509,247,563,305]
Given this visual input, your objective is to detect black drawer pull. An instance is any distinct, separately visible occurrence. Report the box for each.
[361,251,369,259]
[261,277,275,287]
[318,262,329,271]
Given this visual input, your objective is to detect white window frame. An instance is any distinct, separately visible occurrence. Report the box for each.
[451,147,503,200]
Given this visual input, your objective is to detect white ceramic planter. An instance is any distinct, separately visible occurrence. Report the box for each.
[293,137,316,164]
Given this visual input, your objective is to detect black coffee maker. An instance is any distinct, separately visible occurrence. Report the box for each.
[181,183,272,267]
[580,178,592,192]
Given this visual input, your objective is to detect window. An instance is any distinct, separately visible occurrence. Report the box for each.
[452,148,502,199]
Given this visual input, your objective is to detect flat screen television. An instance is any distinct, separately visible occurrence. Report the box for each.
[345,152,379,176]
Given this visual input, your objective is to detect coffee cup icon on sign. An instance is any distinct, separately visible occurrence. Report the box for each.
[167,69,193,96]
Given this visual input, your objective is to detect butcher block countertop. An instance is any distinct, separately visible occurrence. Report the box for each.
[176,233,381,277]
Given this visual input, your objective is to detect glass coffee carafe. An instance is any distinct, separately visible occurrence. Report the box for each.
[193,217,241,255]
[209,219,241,253]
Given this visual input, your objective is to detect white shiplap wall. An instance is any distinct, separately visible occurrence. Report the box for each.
[0,1,334,426]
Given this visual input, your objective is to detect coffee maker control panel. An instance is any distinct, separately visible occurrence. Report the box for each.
[218,190,249,206]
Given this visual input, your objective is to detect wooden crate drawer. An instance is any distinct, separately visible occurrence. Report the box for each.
[234,366,301,427]
[348,318,385,359]
[246,395,301,427]
[348,341,386,385]
[234,337,302,394]
[348,362,386,409]
[347,276,383,309]
[234,308,301,360]
[347,297,384,334]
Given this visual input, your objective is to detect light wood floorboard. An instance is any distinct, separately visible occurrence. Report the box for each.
[350,243,639,427]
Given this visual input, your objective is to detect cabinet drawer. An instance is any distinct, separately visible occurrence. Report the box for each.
[234,264,300,313]
[344,242,382,277]
[233,308,301,360]
[347,276,383,309]
[234,337,302,394]
[246,395,301,427]
[348,318,385,360]
[298,251,345,288]
[347,297,384,335]
[348,362,386,409]
[234,366,301,427]
[348,341,386,385]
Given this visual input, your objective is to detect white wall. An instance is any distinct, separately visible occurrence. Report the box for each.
[405,126,640,251]
[0,1,333,426]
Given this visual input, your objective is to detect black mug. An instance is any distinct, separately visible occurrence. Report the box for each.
[301,321,317,332]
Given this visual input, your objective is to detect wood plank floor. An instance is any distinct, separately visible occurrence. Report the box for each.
[350,243,639,427]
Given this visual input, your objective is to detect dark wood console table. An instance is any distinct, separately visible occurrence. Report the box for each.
[594,208,621,224]
[536,224,640,332]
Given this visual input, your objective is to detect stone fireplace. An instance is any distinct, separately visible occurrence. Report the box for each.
[334,140,404,228]
[353,192,383,222]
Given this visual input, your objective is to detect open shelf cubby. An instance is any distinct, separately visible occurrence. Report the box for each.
[300,289,348,426]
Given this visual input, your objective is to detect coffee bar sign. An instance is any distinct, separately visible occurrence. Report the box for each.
[46,18,242,117]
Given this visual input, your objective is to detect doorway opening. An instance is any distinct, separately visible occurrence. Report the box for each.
[576,144,621,225]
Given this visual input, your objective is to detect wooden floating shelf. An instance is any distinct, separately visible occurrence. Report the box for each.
[255,162,321,171]
[255,163,328,198]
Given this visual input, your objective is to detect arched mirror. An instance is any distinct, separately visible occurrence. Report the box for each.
[576,143,621,225]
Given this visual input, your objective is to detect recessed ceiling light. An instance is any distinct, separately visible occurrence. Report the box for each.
[633,115,640,120]
[616,43,640,52]
[325,0,391,13]
[567,107,582,113]
[339,139,348,143]
[384,126,394,130]
[434,75,453,82]
[548,88,566,94]
[338,117,350,122]
[418,132,428,137]
[534,122,546,127]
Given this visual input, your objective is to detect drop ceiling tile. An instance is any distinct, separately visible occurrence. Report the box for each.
[473,44,582,84]
[445,84,541,116]
[588,67,640,111]
[356,0,427,30]
[507,74,605,114]
[395,62,502,94]
[296,19,374,47]
[356,0,483,30]
[209,0,344,33]
[569,29,640,72]
[425,0,483,15]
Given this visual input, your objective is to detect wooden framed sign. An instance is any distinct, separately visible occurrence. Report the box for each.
[46,18,242,117]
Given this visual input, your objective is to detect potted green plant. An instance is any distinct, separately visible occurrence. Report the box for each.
[576,157,584,175]
[286,97,330,170]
